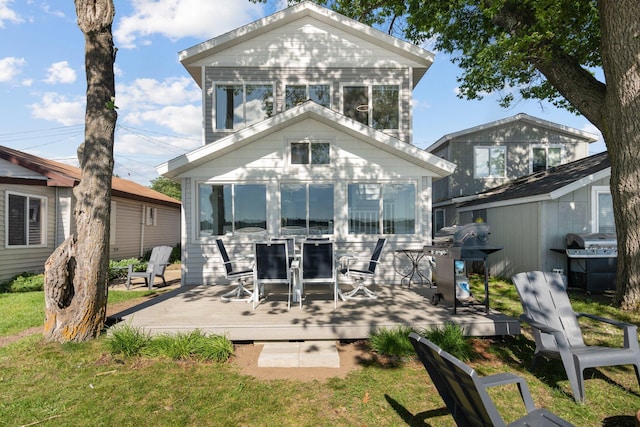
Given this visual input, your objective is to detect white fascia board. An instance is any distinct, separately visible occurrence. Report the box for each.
[548,167,611,199]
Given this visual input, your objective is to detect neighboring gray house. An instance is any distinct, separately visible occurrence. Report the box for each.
[426,113,599,233]
[0,145,181,282]
[455,151,612,279]
[157,1,456,286]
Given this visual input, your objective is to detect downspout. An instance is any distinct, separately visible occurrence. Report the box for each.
[140,206,145,258]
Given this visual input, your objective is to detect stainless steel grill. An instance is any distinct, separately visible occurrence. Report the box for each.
[562,233,617,293]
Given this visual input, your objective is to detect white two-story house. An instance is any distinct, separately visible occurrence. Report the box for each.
[157,1,455,286]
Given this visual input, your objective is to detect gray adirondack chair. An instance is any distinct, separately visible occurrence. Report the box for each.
[126,245,173,290]
[409,332,575,426]
[512,271,640,402]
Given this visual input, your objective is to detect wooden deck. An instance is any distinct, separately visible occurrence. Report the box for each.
[110,281,521,342]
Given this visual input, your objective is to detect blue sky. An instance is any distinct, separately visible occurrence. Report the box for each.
[0,0,605,186]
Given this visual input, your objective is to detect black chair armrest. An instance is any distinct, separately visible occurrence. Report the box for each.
[480,372,536,412]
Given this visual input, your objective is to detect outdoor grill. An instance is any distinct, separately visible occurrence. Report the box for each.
[562,232,617,293]
[424,223,502,314]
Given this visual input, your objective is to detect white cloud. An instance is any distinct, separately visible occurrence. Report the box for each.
[0,56,25,82]
[136,104,202,136]
[30,92,85,126]
[0,0,23,28]
[117,76,200,108]
[115,0,264,48]
[44,61,77,84]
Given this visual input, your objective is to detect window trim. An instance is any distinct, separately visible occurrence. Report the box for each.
[284,83,332,110]
[530,144,563,173]
[213,82,275,131]
[339,82,401,131]
[591,186,615,234]
[5,191,47,248]
[474,145,506,179]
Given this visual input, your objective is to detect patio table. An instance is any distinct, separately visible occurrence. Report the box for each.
[394,248,432,288]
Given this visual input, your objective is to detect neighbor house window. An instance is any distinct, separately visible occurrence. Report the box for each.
[531,145,562,173]
[348,183,415,235]
[285,84,331,109]
[342,84,399,130]
[290,140,330,165]
[6,192,46,246]
[215,83,274,130]
[433,208,445,237]
[592,186,615,234]
[474,146,506,178]
[198,184,267,236]
[281,183,334,235]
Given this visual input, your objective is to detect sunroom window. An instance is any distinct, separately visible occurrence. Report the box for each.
[342,85,399,130]
[215,84,273,130]
[348,183,415,235]
[285,84,331,109]
[281,183,334,235]
[7,192,46,246]
[198,184,267,236]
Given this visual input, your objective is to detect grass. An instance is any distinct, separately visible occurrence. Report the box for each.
[1,276,640,426]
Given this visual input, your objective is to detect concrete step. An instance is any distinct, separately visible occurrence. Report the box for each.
[257,341,340,368]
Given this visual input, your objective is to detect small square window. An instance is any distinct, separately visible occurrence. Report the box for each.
[291,143,309,164]
[290,141,330,165]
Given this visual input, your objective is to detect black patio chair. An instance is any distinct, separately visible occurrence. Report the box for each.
[409,332,575,426]
[215,239,254,302]
[298,240,336,308]
[339,238,386,300]
[253,241,291,309]
[512,271,640,402]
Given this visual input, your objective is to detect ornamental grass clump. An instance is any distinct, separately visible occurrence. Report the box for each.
[422,323,474,362]
[369,325,417,358]
[106,322,151,357]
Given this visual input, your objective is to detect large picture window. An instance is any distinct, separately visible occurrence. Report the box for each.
[198,184,267,236]
[285,84,330,109]
[348,183,415,235]
[532,146,562,173]
[343,84,399,130]
[474,146,506,178]
[7,192,46,246]
[215,84,273,130]
[281,184,334,235]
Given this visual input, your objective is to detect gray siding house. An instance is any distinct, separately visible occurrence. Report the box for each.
[157,1,456,287]
[426,113,599,232]
[0,145,181,282]
[455,152,612,279]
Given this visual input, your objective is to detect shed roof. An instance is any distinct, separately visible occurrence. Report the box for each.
[178,1,434,88]
[157,101,456,179]
[457,151,610,211]
[0,145,180,207]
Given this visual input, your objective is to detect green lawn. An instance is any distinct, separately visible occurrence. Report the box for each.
[1,279,640,426]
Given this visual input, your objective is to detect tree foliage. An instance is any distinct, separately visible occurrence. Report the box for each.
[150,176,181,200]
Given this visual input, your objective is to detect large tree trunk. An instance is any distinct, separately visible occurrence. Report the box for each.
[44,0,117,342]
[599,0,640,309]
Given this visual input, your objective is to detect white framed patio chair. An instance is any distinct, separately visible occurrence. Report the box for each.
[338,238,386,300]
[253,241,291,309]
[126,245,172,290]
[298,240,336,309]
[215,239,254,302]
[512,271,640,402]
[270,237,296,266]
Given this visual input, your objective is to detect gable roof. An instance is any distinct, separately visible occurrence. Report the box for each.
[179,1,434,87]
[157,101,456,179]
[426,113,599,153]
[0,145,180,207]
[456,151,610,211]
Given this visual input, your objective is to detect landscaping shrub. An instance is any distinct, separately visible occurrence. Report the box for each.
[422,323,474,362]
[369,325,417,358]
[106,322,152,357]
[0,272,44,293]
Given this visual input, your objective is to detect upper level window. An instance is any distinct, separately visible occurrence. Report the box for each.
[474,146,506,178]
[348,183,415,235]
[215,84,273,130]
[198,183,267,236]
[6,192,46,247]
[290,140,330,165]
[532,146,562,173]
[342,85,399,130]
[285,84,330,109]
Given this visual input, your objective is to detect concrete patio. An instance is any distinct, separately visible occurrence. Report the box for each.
[109,271,521,342]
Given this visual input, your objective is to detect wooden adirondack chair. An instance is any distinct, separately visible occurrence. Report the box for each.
[512,271,640,402]
[409,332,575,426]
[126,246,173,290]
